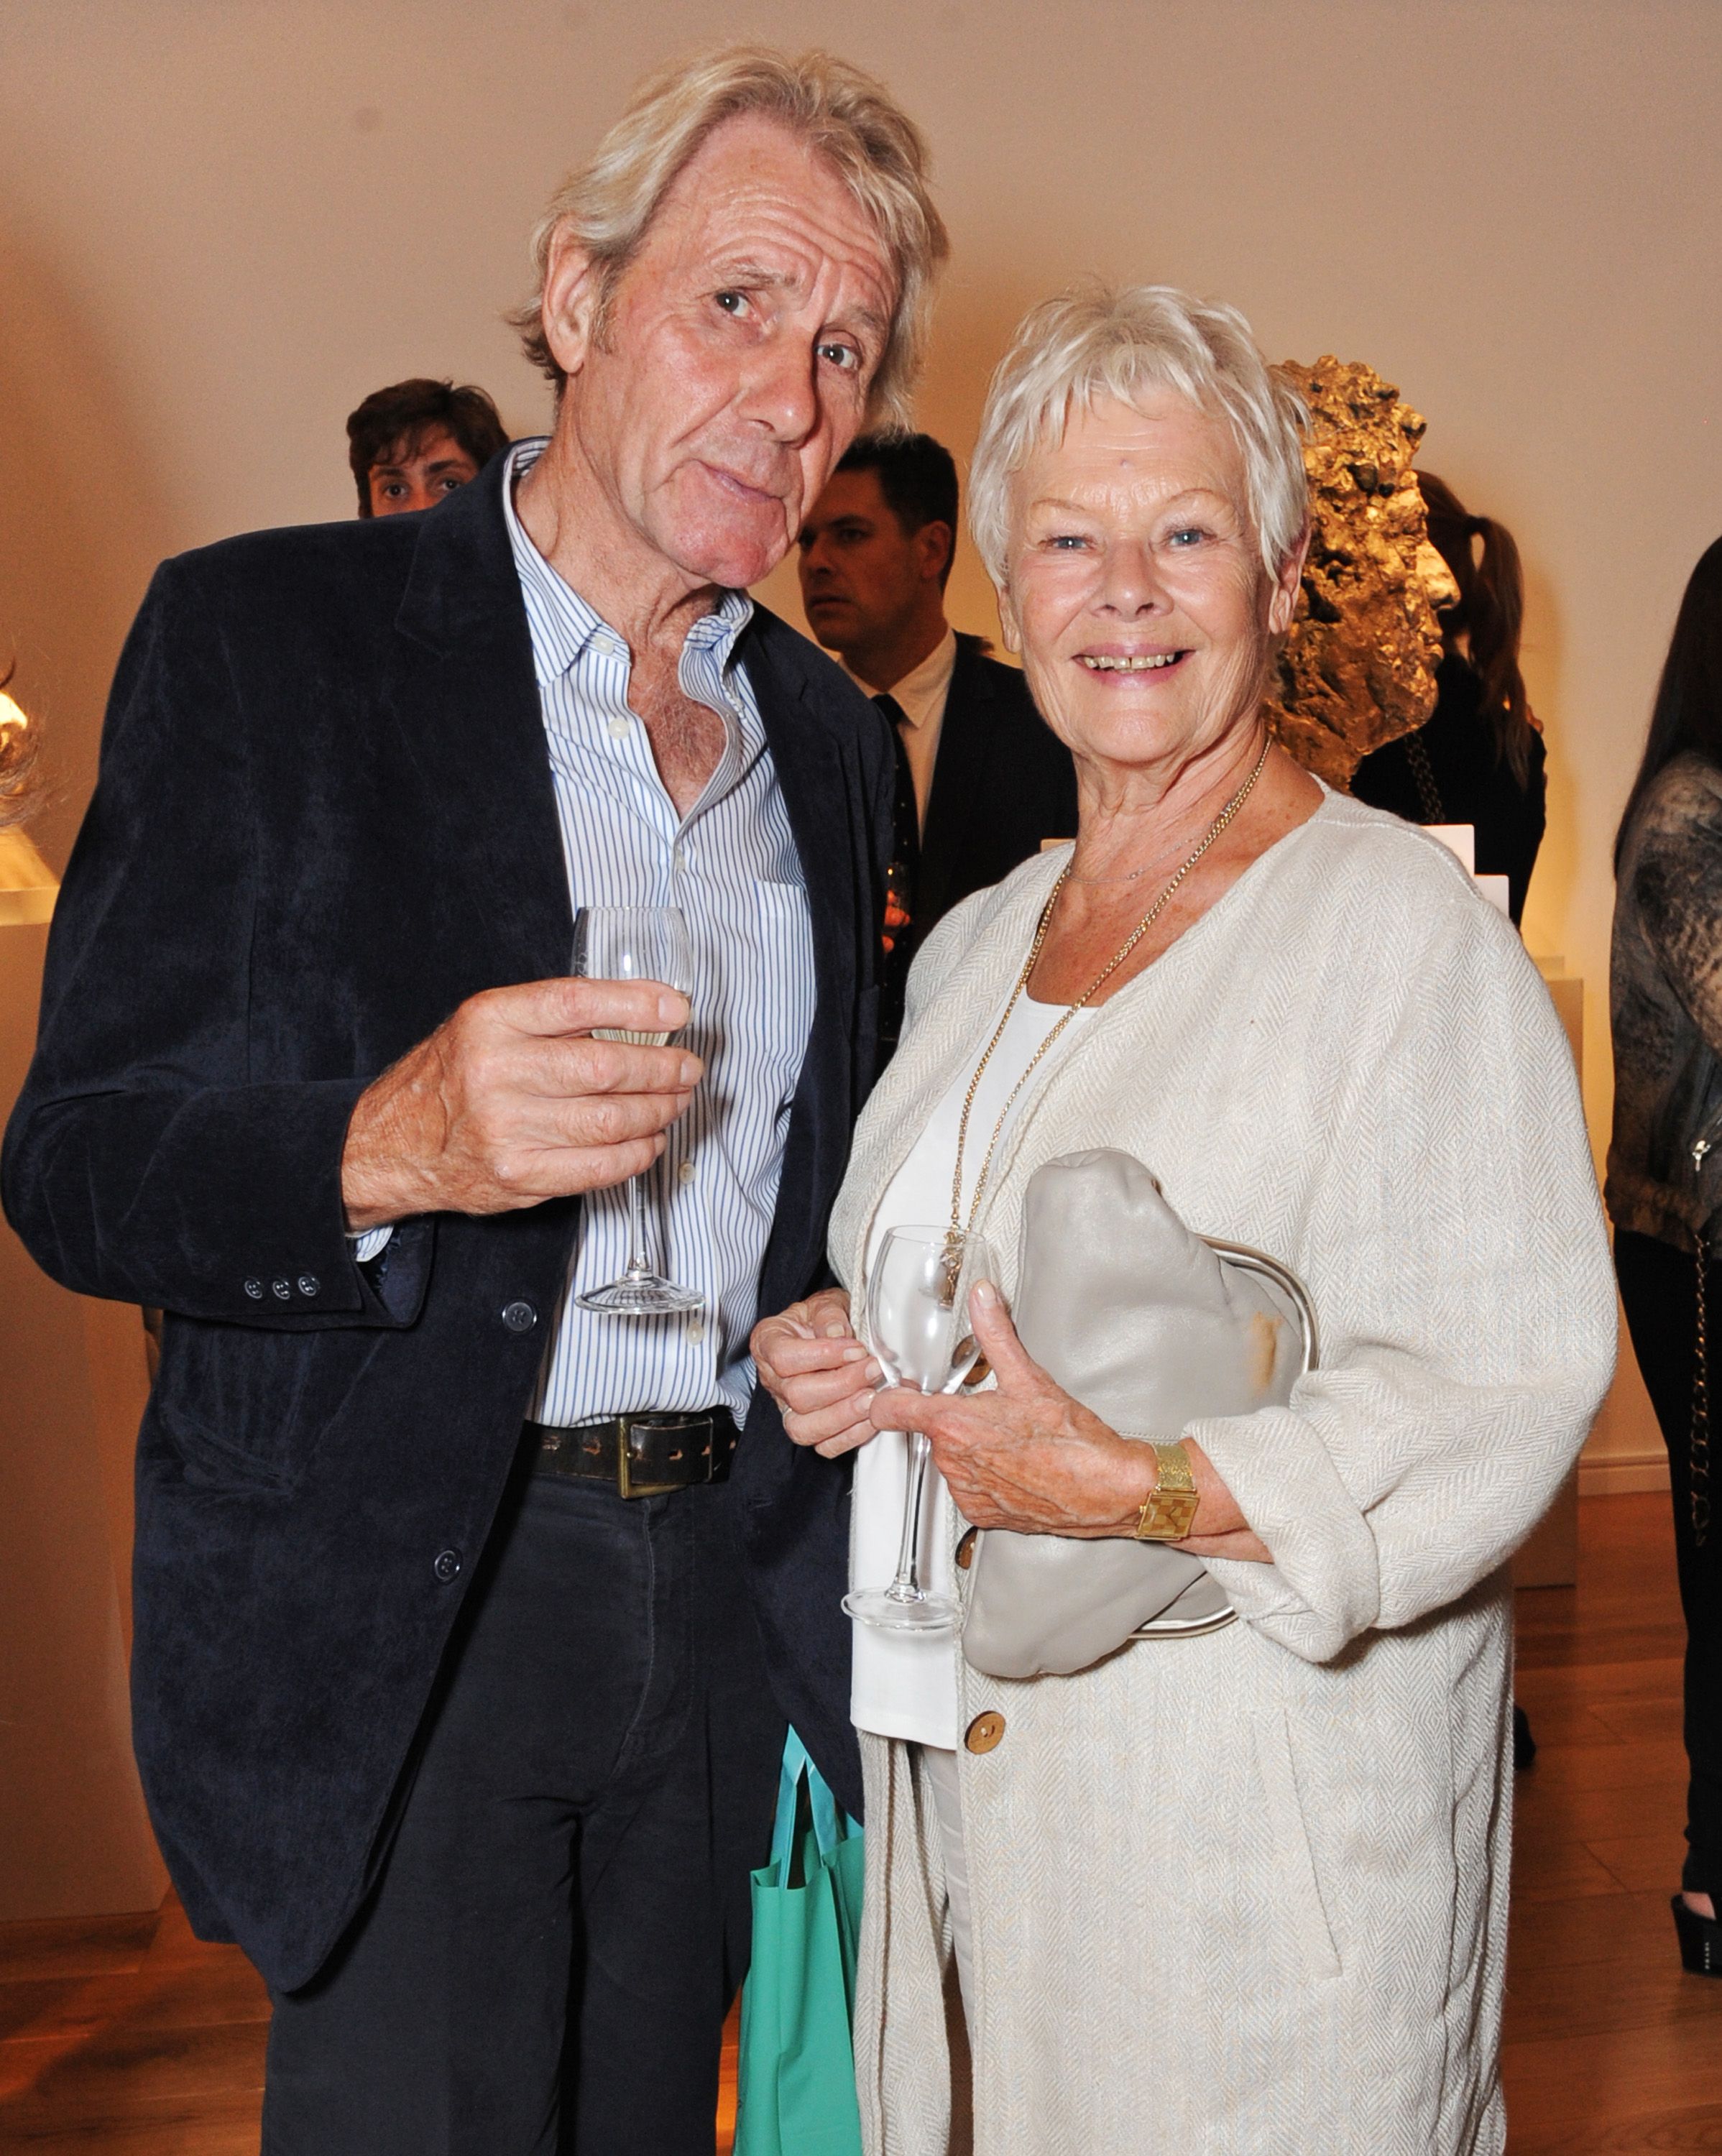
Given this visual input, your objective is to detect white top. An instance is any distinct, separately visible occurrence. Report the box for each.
[850,987,1095,1746]
[844,627,957,831]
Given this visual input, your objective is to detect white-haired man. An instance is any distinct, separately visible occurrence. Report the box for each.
[3,47,945,2153]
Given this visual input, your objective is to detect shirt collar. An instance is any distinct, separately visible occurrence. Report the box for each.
[844,625,958,732]
[502,437,755,689]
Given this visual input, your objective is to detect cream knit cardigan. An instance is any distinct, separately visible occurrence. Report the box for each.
[828,791,1616,2156]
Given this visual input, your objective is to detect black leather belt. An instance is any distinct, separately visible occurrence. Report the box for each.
[524,1410,738,1499]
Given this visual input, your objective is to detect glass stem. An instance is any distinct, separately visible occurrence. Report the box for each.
[623,1171,652,1281]
[892,1430,931,1595]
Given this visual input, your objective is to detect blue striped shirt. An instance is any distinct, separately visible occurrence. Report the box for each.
[378,439,816,1421]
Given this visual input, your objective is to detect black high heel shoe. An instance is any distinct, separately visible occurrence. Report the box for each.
[1672,1894,1722,1976]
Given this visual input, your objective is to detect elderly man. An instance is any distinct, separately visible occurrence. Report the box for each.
[2,47,944,2155]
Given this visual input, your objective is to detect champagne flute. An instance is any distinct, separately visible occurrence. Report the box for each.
[842,1225,997,1633]
[572,905,704,1317]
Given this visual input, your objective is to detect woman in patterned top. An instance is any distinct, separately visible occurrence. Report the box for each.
[1608,533,1722,1977]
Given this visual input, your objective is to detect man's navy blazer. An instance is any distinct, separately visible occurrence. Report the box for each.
[916,632,1078,932]
[1,457,895,1991]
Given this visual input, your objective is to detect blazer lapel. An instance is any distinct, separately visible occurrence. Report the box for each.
[388,461,571,987]
[917,636,992,926]
[745,615,865,1314]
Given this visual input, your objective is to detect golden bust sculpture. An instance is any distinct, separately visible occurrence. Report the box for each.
[1266,356,1457,789]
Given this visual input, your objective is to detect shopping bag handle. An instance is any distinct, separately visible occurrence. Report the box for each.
[770,1728,847,1875]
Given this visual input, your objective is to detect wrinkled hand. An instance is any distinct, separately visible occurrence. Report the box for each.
[752,1289,883,1458]
[874,1281,1271,1559]
[341,977,701,1229]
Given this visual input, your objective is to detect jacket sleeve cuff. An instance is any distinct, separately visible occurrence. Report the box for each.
[73,1077,434,1326]
[1187,1404,1382,1662]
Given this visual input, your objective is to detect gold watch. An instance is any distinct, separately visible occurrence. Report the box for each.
[1134,1441,1199,1541]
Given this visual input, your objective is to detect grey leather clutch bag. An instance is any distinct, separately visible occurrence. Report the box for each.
[960,1148,1317,1680]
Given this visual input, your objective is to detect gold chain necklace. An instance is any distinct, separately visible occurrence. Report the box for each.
[948,735,1270,1239]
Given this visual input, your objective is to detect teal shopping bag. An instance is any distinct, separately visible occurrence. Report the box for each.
[733,1728,866,2156]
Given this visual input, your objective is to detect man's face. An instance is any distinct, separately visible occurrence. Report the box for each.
[543,115,898,591]
[798,467,944,660]
[367,428,480,516]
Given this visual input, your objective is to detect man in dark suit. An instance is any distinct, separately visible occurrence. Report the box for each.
[797,430,1077,1043]
[2,50,946,2156]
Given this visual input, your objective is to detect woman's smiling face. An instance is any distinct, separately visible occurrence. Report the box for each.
[1000,387,1302,784]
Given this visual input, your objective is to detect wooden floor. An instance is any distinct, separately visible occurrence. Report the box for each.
[1504,1492,1722,2150]
[1,1493,1716,2151]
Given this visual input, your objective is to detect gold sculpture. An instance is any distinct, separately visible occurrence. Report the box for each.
[0,668,42,833]
[1266,356,1455,789]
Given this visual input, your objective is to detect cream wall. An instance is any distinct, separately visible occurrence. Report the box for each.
[0,913,166,1919]
[2,0,1719,1473]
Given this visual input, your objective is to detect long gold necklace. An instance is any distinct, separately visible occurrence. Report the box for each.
[948,736,1270,1240]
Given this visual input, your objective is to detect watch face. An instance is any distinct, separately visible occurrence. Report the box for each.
[1141,1488,1201,1541]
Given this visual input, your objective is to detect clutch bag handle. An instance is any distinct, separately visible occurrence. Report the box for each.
[1200,1238,1320,1379]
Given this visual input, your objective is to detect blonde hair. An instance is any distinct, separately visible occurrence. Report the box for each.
[968,283,1309,586]
[510,46,949,432]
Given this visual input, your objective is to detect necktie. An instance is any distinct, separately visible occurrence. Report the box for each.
[873,692,918,1056]
[874,691,920,883]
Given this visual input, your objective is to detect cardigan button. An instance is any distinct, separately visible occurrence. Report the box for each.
[433,1549,463,1584]
[501,1299,538,1335]
[955,1529,977,1572]
[964,1711,1006,1756]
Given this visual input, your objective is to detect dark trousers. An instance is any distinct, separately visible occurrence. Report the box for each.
[1616,1229,1722,1893]
[262,1461,786,2155]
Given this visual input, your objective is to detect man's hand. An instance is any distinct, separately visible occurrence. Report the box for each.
[874,1281,1271,1559]
[752,1288,882,1457]
[341,977,701,1228]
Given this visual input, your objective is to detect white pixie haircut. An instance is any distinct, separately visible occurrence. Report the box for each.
[510,45,949,433]
[968,283,1309,585]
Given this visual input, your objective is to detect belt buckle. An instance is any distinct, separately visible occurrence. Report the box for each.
[616,1414,705,1500]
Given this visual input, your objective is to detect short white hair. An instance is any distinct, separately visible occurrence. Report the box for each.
[968,283,1309,586]
[510,45,949,432]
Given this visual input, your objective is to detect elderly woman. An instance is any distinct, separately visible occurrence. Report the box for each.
[753,285,1615,2154]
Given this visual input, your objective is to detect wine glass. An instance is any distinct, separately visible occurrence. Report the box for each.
[572,905,704,1317]
[842,1225,997,1633]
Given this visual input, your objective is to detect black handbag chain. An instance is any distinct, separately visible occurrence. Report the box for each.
[1693,1244,1712,1549]
[1692,1128,1716,1548]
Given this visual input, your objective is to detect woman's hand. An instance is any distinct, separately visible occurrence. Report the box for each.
[875,1281,1272,1560]
[751,1288,883,1458]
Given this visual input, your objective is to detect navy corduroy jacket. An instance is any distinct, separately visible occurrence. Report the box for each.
[1,456,892,1989]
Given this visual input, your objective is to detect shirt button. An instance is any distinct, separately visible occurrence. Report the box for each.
[964,1711,1006,1756]
[433,1549,462,1584]
[298,1274,321,1298]
[271,1279,292,1301]
[606,715,630,738]
[243,1278,264,1300]
[685,1316,705,1342]
[501,1299,538,1335]
[678,1159,696,1185]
